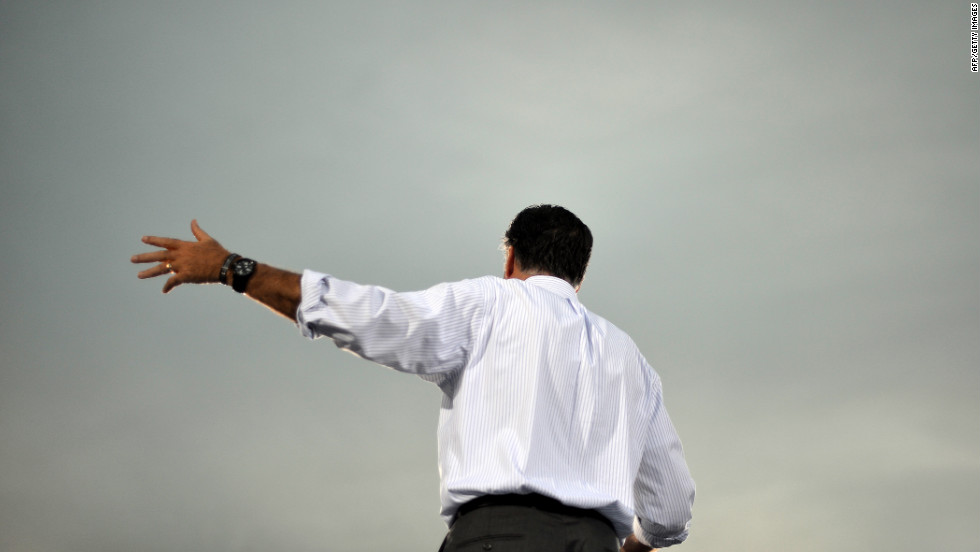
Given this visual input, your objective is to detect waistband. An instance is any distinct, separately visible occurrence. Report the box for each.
[454,493,614,531]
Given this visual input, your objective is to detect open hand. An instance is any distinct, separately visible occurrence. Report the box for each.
[131,220,231,293]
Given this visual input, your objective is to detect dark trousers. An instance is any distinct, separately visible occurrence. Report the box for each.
[438,494,620,552]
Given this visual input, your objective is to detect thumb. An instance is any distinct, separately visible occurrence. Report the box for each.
[190,219,211,242]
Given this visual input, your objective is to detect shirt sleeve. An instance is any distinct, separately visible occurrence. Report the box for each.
[632,373,696,548]
[296,270,488,376]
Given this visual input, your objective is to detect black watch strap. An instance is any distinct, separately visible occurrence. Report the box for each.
[219,253,240,285]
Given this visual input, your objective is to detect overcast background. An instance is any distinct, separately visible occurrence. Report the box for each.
[1,2,978,551]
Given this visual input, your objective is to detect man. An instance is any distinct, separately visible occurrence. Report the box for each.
[132,205,695,551]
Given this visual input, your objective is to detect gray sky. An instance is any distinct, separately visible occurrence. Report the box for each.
[1,2,977,551]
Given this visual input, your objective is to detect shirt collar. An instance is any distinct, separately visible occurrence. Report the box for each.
[524,275,578,300]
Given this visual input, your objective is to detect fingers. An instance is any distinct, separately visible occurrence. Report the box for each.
[136,262,182,293]
[141,235,183,249]
[131,250,170,264]
[137,262,174,279]
[134,221,221,293]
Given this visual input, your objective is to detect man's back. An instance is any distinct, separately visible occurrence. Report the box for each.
[435,274,660,538]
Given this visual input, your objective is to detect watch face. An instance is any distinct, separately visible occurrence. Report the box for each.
[234,258,256,276]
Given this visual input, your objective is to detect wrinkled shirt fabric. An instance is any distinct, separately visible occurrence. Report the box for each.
[297,271,695,548]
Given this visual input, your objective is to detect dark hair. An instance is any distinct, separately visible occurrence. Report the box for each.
[504,204,593,287]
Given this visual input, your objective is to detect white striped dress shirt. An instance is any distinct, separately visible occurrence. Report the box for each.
[297,271,694,547]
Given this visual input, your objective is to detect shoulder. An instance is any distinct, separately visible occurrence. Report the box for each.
[583,305,633,343]
[418,276,504,313]
[439,275,532,300]
[585,307,660,381]
[432,275,504,297]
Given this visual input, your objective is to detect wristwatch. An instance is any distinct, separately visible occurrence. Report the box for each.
[231,257,257,293]
[219,253,241,285]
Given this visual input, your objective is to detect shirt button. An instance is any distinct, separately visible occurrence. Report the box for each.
[482,544,492,551]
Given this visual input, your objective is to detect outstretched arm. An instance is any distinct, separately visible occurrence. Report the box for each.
[130,220,302,321]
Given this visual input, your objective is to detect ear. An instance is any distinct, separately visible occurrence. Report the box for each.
[504,247,516,279]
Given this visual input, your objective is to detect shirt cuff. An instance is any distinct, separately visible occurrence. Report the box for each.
[297,269,330,339]
[633,517,690,549]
